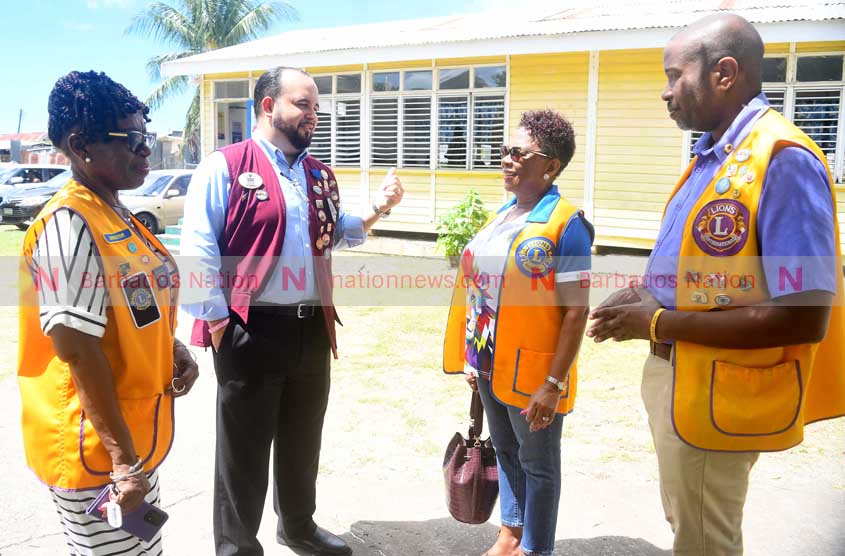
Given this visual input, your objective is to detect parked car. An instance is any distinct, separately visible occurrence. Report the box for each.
[0,169,71,229]
[0,164,69,201]
[119,169,193,234]
[0,164,68,187]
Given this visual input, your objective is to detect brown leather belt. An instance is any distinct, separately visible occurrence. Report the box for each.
[650,341,672,362]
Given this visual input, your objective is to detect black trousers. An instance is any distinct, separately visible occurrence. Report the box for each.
[212,306,331,556]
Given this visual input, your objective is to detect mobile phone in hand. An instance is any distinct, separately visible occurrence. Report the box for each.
[85,485,169,542]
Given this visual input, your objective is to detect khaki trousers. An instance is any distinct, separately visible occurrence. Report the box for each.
[641,353,759,556]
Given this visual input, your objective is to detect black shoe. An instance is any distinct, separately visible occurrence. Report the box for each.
[280,526,352,556]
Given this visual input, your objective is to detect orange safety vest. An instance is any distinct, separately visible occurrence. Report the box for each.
[443,186,588,414]
[18,179,178,490]
[671,109,845,452]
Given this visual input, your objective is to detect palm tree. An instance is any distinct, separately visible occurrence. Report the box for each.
[127,0,296,163]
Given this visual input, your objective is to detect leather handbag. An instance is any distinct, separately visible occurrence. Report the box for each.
[443,390,499,524]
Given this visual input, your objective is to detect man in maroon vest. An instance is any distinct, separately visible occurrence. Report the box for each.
[180,67,404,556]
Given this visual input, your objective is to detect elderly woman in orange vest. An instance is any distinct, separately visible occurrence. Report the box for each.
[443,110,593,556]
[17,70,198,555]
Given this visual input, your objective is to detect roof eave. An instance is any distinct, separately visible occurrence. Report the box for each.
[161,20,845,77]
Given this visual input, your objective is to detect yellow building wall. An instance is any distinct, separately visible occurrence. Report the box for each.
[201,77,214,157]
[198,41,844,247]
[796,41,845,53]
[594,48,683,248]
[509,53,590,210]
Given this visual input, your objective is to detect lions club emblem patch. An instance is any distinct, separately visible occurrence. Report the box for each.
[129,288,152,311]
[515,237,555,277]
[692,199,750,256]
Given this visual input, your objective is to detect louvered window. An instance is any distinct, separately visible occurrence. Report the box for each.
[309,74,362,167]
[793,89,841,171]
[402,97,431,168]
[310,102,332,162]
[335,99,361,166]
[438,96,469,168]
[472,95,506,169]
[371,97,399,166]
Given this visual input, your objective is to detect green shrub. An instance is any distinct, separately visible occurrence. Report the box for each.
[435,190,490,258]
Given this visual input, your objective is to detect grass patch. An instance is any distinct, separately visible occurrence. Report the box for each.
[0,226,24,256]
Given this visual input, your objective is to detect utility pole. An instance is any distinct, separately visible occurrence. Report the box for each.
[16,109,23,133]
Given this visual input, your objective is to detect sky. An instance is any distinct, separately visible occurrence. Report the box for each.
[0,0,527,136]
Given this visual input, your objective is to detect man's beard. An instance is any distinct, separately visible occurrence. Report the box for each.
[272,115,313,150]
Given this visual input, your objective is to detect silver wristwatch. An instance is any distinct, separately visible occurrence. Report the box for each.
[545,375,567,391]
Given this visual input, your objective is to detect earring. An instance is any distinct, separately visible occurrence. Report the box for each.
[543,173,549,181]
[84,157,92,163]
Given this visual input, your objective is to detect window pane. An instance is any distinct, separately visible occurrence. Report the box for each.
[472,95,505,168]
[474,66,507,88]
[437,96,468,168]
[762,58,787,83]
[335,99,361,166]
[796,56,844,82]
[314,76,332,94]
[793,89,840,170]
[439,68,470,90]
[402,96,432,168]
[213,80,249,99]
[337,74,361,93]
[404,70,432,91]
[310,100,332,162]
[371,97,399,166]
[372,72,400,92]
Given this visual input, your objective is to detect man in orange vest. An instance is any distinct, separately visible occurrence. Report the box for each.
[587,14,844,556]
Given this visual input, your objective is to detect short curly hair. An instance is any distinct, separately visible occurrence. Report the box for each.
[48,70,150,151]
[519,110,575,179]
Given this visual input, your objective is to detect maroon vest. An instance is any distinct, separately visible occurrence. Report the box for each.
[190,139,340,357]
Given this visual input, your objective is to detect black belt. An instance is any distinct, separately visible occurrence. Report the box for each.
[650,341,672,362]
[252,304,319,319]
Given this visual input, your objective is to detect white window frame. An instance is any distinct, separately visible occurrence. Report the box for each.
[433,64,507,171]
[312,72,364,167]
[210,78,252,149]
[368,69,435,169]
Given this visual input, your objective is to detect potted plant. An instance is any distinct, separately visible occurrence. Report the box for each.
[436,190,490,266]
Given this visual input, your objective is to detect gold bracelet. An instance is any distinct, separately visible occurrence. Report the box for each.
[650,308,666,343]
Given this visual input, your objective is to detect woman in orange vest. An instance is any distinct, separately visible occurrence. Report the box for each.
[443,110,593,556]
[17,70,198,554]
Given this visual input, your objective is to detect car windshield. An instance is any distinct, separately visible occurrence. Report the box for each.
[0,168,19,184]
[122,174,172,196]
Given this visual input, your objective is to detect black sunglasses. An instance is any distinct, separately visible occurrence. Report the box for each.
[104,131,156,154]
[500,144,551,161]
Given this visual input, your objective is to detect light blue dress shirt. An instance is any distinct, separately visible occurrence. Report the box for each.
[645,93,837,309]
[180,135,365,321]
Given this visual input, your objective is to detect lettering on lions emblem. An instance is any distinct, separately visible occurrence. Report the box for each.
[692,199,750,256]
[515,237,555,277]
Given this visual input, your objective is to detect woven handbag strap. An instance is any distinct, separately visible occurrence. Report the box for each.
[468,390,484,440]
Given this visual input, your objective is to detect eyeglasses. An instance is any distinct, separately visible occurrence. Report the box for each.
[500,144,550,162]
[105,131,156,154]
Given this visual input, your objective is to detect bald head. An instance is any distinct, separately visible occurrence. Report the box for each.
[670,13,764,93]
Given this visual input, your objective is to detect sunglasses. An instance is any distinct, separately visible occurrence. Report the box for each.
[500,144,551,162]
[105,131,156,154]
